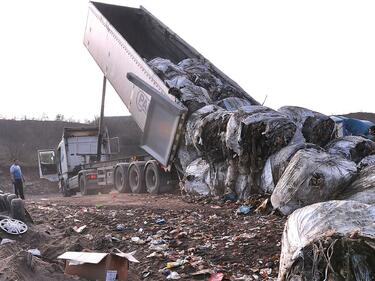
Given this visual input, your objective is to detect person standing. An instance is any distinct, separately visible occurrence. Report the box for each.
[10,159,25,199]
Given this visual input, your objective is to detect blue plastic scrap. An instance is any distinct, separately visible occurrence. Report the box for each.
[155,218,166,225]
[236,205,253,215]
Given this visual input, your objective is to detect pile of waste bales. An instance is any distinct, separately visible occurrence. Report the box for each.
[149,57,375,280]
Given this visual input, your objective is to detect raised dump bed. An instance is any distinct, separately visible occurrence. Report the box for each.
[84,1,258,166]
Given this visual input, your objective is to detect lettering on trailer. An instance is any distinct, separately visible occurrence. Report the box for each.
[136,89,150,114]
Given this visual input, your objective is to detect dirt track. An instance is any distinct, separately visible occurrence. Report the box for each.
[0,190,285,281]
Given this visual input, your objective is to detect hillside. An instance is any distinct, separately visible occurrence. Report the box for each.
[0,116,142,168]
[342,112,375,123]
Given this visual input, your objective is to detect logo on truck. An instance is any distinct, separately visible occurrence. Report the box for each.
[136,90,149,113]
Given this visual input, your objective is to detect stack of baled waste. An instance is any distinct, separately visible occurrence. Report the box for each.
[148,57,375,281]
[149,58,297,198]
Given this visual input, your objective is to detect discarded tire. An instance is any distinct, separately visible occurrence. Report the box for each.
[128,162,146,193]
[10,198,25,222]
[114,164,130,193]
[6,194,17,211]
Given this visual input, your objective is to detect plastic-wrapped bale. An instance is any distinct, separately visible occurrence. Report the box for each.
[260,143,321,194]
[337,165,375,204]
[326,135,375,163]
[271,148,357,215]
[182,158,227,197]
[178,58,223,98]
[278,200,375,281]
[147,57,185,80]
[278,106,335,146]
[226,105,296,193]
[215,97,252,112]
[357,154,375,170]
[185,105,232,163]
[176,143,200,172]
[166,76,212,113]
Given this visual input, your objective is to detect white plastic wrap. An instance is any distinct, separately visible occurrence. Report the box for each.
[271,148,357,215]
[278,200,375,281]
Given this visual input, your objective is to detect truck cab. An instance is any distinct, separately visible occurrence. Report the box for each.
[38,127,112,196]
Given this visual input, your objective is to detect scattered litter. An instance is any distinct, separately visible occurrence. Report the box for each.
[72,225,87,233]
[166,259,186,269]
[131,237,146,245]
[0,238,15,245]
[155,218,166,225]
[27,249,41,257]
[166,271,181,279]
[208,272,224,281]
[115,224,127,232]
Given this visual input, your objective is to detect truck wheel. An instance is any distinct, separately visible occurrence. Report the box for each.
[6,194,17,211]
[11,198,25,221]
[80,176,89,196]
[145,161,166,194]
[114,165,130,193]
[128,162,146,193]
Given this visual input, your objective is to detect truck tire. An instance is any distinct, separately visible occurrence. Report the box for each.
[6,194,17,211]
[114,165,130,193]
[128,162,146,193]
[145,161,166,194]
[11,198,25,221]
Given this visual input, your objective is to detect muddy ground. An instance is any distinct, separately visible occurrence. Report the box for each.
[0,182,285,281]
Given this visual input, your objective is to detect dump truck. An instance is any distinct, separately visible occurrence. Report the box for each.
[38,1,257,196]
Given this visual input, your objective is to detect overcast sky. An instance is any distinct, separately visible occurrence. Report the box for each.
[0,0,374,121]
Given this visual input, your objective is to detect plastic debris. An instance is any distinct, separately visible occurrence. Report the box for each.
[0,238,15,245]
[131,237,146,245]
[115,224,127,232]
[166,259,186,269]
[27,249,41,257]
[236,205,253,215]
[155,218,166,225]
[72,225,87,233]
[208,272,224,281]
[166,271,181,279]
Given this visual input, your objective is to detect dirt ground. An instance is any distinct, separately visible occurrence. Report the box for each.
[0,183,285,281]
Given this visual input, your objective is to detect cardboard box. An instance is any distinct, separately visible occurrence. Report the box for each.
[57,250,139,281]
